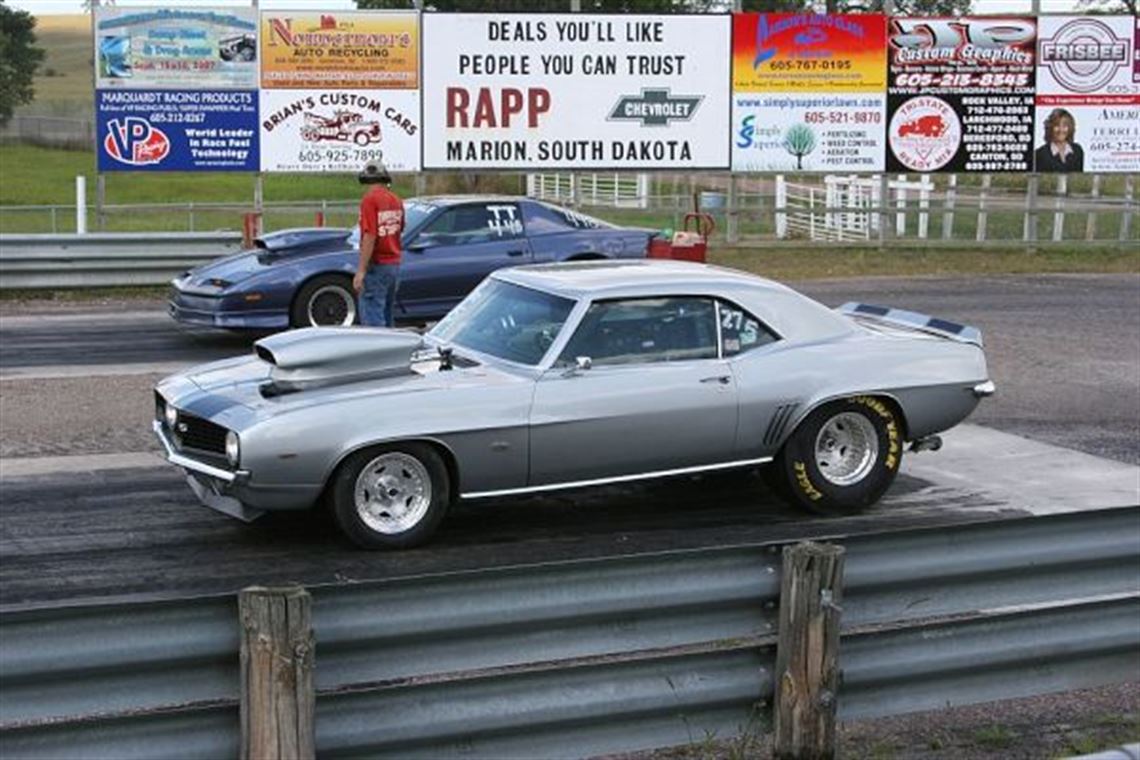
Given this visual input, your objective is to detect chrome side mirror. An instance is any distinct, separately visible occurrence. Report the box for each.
[562,356,592,377]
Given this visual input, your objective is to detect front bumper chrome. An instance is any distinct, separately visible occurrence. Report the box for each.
[153,420,263,522]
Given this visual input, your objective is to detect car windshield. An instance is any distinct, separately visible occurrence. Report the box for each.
[347,200,438,248]
[428,278,576,366]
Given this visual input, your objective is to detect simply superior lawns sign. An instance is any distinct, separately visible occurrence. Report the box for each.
[421,14,731,170]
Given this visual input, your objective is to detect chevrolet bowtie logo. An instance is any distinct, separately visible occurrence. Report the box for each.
[608,89,703,126]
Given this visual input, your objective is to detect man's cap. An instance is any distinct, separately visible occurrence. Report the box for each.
[358,161,392,184]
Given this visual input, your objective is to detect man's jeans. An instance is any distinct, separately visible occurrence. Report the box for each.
[360,264,400,327]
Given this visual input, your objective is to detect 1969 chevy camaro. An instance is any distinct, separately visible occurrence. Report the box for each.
[154,260,994,549]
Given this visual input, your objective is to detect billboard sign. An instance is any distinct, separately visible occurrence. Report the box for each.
[732,13,887,172]
[96,90,259,172]
[95,7,258,90]
[1034,16,1139,173]
[259,90,420,173]
[421,14,731,169]
[260,11,419,90]
[887,17,1037,173]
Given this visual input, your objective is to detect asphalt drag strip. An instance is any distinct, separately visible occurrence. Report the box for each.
[1,424,1135,609]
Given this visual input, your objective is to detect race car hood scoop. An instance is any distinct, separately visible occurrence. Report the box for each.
[254,327,425,396]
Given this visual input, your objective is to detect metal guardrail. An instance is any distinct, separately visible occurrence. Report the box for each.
[2,506,1138,758]
[0,233,243,289]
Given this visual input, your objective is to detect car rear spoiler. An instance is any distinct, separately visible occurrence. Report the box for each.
[838,302,983,348]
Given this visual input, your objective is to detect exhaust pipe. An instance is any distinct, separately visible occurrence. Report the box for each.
[910,435,943,453]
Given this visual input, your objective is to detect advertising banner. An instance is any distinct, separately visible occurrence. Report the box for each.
[887,17,1037,173]
[95,7,258,90]
[259,90,420,173]
[96,90,259,172]
[1034,16,1139,173]
[421,14,731,169]
[260,11,419,90]
[732,13,887,172]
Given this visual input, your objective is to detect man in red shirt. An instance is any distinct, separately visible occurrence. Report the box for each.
[353,161,405,327]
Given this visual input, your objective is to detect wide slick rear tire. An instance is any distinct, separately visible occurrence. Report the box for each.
[330,443,450,549]
[776,396,903,515]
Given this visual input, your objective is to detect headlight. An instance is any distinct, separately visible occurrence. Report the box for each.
[164,403,178,430]
[225,431,240,467]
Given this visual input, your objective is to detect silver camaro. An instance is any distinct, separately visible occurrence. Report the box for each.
[154,260,994,548]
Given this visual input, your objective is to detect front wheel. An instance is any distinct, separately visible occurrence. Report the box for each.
[291,274,357,328]
[774,397,903,515]
[330,443,451,549]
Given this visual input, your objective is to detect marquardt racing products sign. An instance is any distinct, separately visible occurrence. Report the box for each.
[96,90,258,172]
[260,11,418,90]
[1035,16,1139,173]
[887,17,1037,173]
[732,13,887,172]
[95,7,258,90]
[259,90,420,172]
[421,14,731,169]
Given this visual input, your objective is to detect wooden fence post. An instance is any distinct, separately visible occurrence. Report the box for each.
[976,174,991,243]
[1085,175,1100,242]
[240,586,315,760]
[774,542,845,760]
[1024,174,1040,252]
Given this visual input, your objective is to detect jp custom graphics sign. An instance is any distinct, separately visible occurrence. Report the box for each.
[259,90,420,173]
[95,7,258,90]
[259,11,419,90]
[887,17,1037,173]
[1034,16,1139,173]
[421,14,730,169]
[732,13,887,172]
[96,90,258,172]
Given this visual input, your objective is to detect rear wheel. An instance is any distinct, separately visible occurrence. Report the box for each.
[774,396,903,515]
[291,274,356,328]
[330,443,450,549]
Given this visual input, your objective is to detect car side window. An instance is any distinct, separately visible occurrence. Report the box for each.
[718,300,778,357]
[558,297,718,367]
[418,204,523,247]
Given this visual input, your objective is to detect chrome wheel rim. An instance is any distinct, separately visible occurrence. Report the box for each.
[353,452,432,535]
[814,412,878,486]
[307,285,356,327]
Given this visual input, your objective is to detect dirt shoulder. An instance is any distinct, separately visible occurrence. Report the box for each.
[609,682,1139,760]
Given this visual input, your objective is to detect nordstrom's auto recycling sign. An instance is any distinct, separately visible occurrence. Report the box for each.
[421,14,731,169]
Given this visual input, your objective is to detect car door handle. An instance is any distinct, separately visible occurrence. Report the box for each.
[506,249,526,257]
[700,375,731,385]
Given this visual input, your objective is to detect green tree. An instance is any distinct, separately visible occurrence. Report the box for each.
[783,123,816,170]
[1076,0,1136,15]
[0,2,44,127]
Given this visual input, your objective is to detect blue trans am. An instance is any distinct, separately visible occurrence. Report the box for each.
[169,196,664,330]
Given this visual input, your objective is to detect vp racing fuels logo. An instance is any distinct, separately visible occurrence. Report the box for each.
[608,89,702,126]
[103,117,170,166]
[1039,19,1129,93]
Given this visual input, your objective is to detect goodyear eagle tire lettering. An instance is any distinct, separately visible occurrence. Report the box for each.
[773,397,903,516]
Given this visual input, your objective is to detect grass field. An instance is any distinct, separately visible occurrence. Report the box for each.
[20,14,93,118]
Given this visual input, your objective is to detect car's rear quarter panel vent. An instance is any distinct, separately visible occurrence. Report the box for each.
[764,403,799,446]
